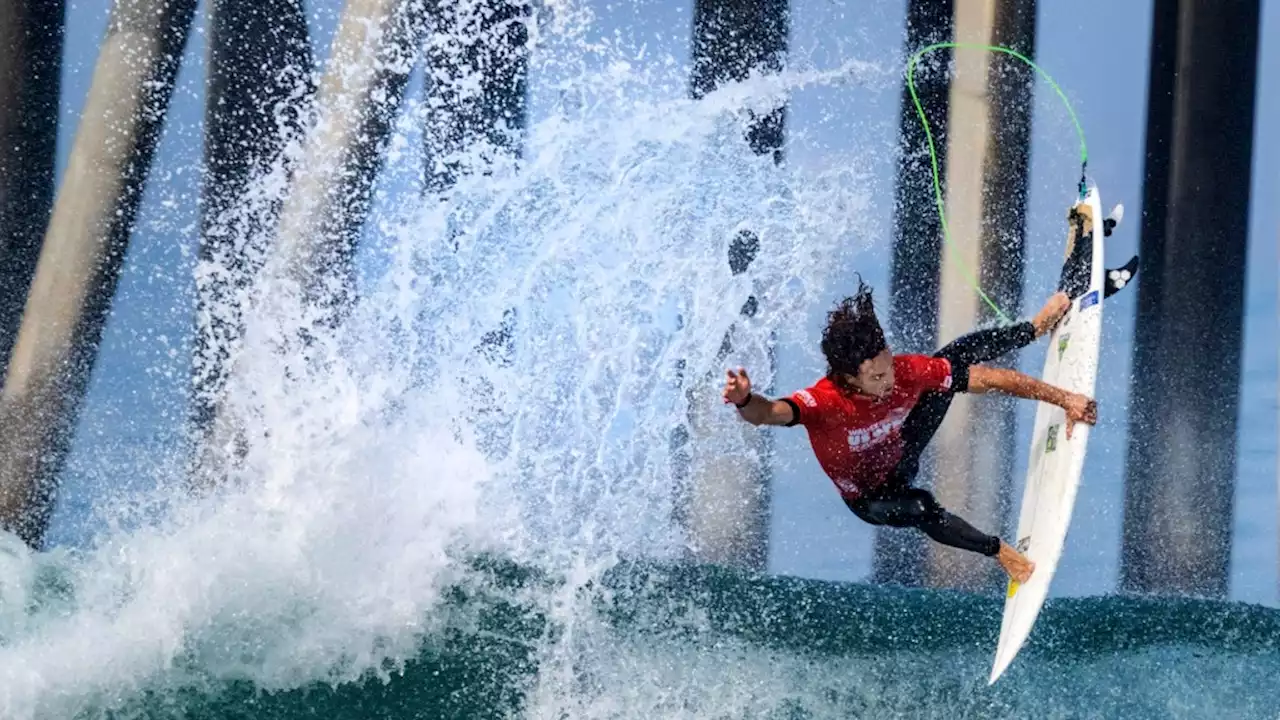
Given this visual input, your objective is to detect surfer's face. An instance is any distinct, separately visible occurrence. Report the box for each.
[847,349,894,399]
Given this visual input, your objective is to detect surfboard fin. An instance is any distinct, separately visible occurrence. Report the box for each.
[1104,255,1138,299]
[1104,204,1124,237]
[1059,200,1136,301]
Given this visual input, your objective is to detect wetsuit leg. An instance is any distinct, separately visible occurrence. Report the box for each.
[896,320,1038,475]
[934,320,1037,367]
[846,487,1000,557]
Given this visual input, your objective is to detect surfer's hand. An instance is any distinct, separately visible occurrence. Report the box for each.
[723,368,752,406]
[1063,393,1097,439]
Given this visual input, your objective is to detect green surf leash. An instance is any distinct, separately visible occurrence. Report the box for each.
[905,42,1089,325]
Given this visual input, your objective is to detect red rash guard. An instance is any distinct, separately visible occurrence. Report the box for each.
[785,354,956,500]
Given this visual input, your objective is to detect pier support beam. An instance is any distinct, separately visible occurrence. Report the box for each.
[268,0,424,314]
[422,0,529,196]
[0,0,64,373]
[422,0,531,460]
[1120,0,1258,599]
[674,0,788,571]
[0,0,196,548]
[190,0,314,466]
[199,0,426,479]
[877,0,953,587]
[882,0,1037,593]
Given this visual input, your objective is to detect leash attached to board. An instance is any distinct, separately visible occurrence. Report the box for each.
[904,42,1091,326]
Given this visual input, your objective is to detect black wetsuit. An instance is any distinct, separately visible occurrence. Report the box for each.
[844,321,1038,557]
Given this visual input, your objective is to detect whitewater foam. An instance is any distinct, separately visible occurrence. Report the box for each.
[0,1,891,716]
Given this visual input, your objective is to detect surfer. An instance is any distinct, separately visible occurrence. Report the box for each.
[721,279,1096,584]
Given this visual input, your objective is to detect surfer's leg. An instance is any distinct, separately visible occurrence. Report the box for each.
[894,320,1037,462]
[931,290,1069,367]
[848,491,1034,582]
[892,303,1060,471]
[935,321,1036,367]
[846,489,1000,557]
[887,294,1072,492]
[893,392,950,480]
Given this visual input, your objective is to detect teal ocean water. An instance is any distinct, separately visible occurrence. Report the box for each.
[7,551,1280,719]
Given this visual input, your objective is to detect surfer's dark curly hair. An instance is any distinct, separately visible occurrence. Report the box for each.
[821,276,887,385]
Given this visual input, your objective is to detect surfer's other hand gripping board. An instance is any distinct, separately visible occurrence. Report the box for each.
[989,185,1136,685]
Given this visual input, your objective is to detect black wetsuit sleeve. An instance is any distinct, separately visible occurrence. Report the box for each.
[949,361,970,393]
[781,397,801,426]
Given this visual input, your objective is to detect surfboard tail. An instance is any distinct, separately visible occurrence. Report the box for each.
[990,647,1018,685]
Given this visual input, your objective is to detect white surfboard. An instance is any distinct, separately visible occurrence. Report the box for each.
[988,185,1107,684]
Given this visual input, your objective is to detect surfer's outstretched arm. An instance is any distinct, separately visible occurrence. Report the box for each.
[722,368,796,426]
[967,366,1098,437]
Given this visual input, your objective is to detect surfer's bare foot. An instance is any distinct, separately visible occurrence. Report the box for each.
[1032,292,1070,338]
[997,541,1035,584]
